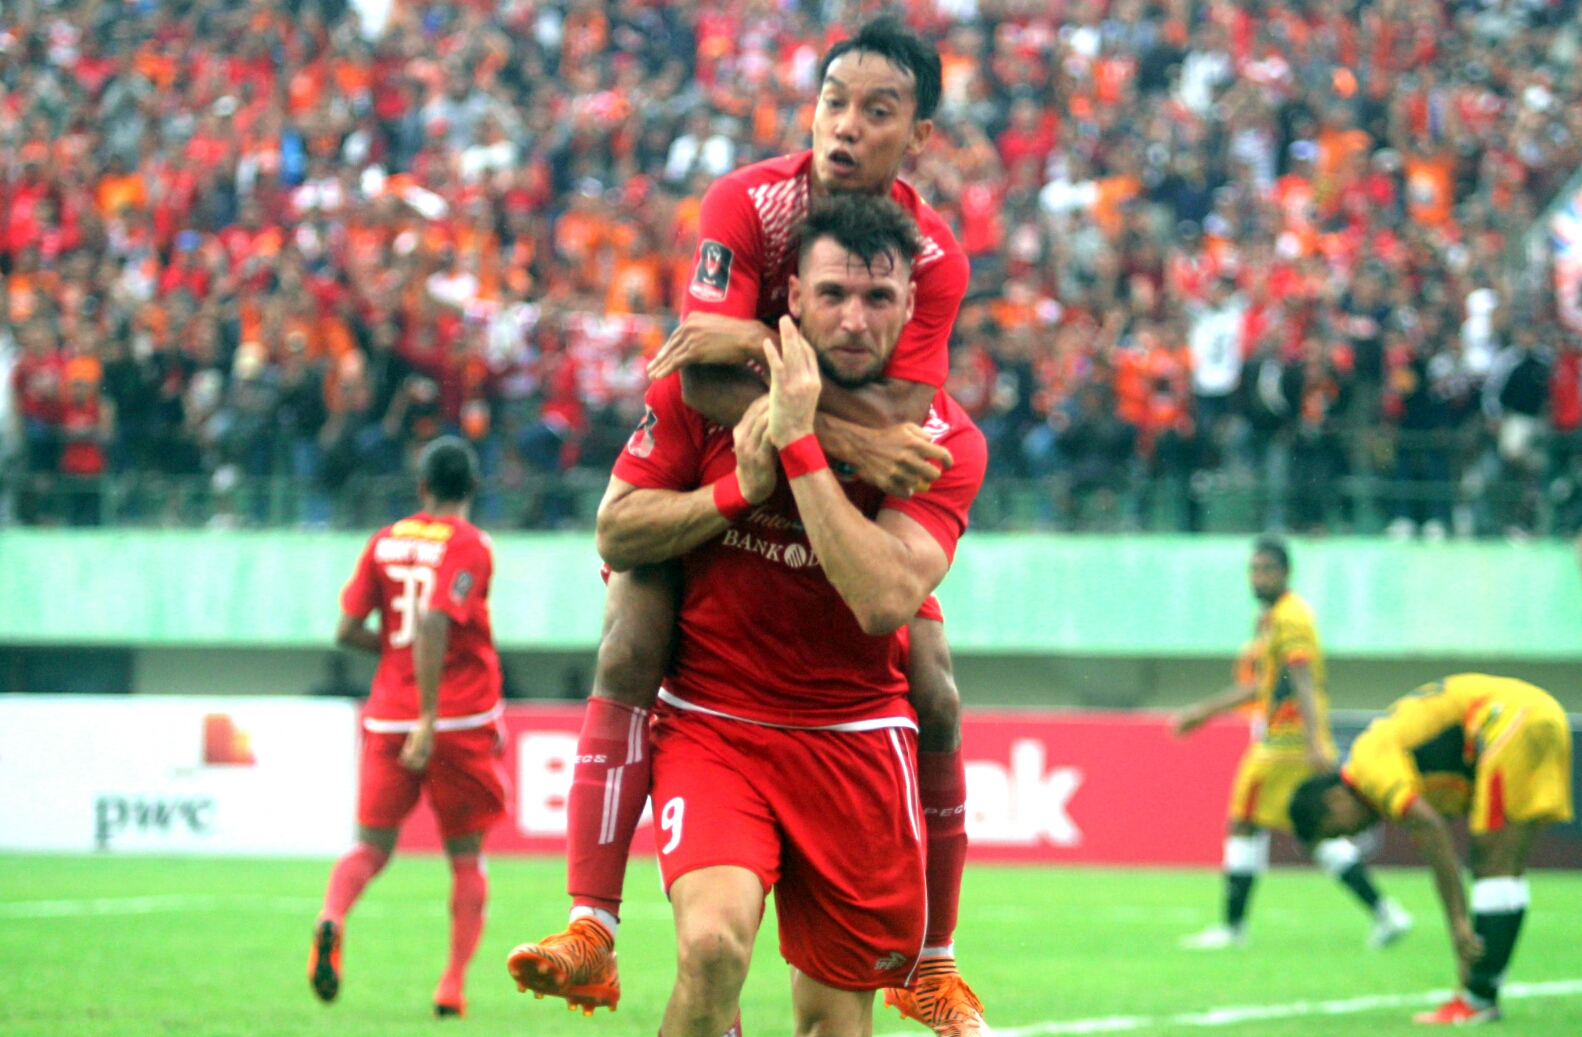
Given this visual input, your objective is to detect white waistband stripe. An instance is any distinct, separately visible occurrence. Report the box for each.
[363,702,504,734]
[656,689,917,733]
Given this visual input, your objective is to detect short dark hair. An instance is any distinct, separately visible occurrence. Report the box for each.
[1252,534,1291,573]
[419,436,480,503]
[797,194,921,275]
[817,17,942,122]
[1289,773,1345,843]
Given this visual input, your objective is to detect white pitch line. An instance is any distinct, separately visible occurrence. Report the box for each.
[881,979,1582,1037]
[0,895,353,918]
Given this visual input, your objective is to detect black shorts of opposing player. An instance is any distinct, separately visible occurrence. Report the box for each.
[420,437,480,503]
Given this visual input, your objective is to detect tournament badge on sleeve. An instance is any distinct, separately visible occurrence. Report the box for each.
[689,240,733,303]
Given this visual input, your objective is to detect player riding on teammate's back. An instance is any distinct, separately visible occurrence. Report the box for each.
[593,192,985,1037]
[309,438,507,1019]
[509,18,988,1037]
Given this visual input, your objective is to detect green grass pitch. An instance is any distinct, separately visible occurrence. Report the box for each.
[3,854,1580,1036]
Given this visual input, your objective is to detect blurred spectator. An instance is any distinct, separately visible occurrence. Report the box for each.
[0,0,1579,537]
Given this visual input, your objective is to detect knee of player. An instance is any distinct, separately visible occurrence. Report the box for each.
[674,919,754,985]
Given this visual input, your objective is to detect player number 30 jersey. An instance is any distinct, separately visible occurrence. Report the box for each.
[341,513,502,724]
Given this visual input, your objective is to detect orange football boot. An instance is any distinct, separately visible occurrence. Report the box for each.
[308,919,342,1003]
[1413,995,1501,1025]
[507,918,620,1015]
[884,960,989,1037]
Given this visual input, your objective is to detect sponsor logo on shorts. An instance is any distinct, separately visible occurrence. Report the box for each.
[721,528,819,569]
[873,951,908,972]
[627,406,658,459]
[689,240,733,302]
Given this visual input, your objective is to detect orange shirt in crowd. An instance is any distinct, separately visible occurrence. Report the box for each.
[96,173,149,216]
[607,254,665,314]
[1094,174,1142,239]
[1316,127,1370,186]
[1404,151,1455,227]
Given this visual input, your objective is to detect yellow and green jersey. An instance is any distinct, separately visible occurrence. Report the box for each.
[1252,591,1332,756]
[1341,674,1571,831]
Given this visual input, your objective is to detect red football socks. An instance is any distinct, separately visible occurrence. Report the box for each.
[567,697,653,920]
[320,841,391,924]
[441,853,488,991]
[919,749,968,948]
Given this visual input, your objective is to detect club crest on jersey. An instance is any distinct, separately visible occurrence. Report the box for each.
[450,570,474,604]
[627,405,658,459]
[690,240,733,302]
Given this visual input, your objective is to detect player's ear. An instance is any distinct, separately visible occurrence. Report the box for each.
[906,118,933,158]
[788,274,802,320]
[903,278,915,324]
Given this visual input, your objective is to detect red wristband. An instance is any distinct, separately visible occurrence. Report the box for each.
[712,471,752,521]
[778,434,828,480]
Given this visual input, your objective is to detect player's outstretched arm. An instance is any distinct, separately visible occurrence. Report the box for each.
[335,612,382,654]
[597,401,778,571]
[1172,682,1258,736]
[1401,799,1485,971]
[766,317,948,635]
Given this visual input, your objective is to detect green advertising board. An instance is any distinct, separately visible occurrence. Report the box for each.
[2,530,1578,659]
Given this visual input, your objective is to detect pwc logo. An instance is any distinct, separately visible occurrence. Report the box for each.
[202,714,256,766]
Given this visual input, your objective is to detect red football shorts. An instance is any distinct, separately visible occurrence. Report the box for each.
[357,724,508,841]
[650,707,926,992]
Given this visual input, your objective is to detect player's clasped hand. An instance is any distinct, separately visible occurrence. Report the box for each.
[733,396,778,503]
[399,718,436,772]
[861,423,954,499]
[765,315,821,448]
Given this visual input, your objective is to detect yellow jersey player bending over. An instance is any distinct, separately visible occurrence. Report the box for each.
[1175,536,1411,949]
[1289,675,1574,1025]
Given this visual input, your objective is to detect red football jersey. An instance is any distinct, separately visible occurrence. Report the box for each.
[682,151,970,390]
[614,375,986,729]
[341,512,502,723]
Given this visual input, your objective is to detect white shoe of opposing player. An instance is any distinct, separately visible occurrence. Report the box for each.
[1178,925,1246,950]
[1369,897,1413,949]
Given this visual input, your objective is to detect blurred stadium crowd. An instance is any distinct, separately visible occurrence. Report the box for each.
[3,0,1582,535]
